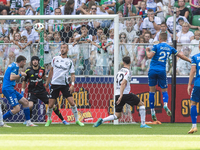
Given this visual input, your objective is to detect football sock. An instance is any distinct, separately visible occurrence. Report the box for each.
[192,124,197,128]
[164,102,168,107]
[139,106,146,125]
[151,109,155,114]
[0,104,4,125]
[162,91,169,105]
[3,110,13,120]
[23,107,31,121]
[102,114,117,123]
[149,92,155,109]
[71,105,78,121]
[190,105,197,126]
[47,107,53,121]
[53,106,64,121]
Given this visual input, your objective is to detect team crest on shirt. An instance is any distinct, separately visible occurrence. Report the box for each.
[65,62,69,66]
[38,69,44,78]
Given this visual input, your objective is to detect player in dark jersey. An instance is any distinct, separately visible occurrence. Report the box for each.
[21,56,69,125]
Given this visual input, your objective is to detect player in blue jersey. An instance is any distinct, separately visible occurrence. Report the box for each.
[2,55,37,126]
[146,33,191,121]
[187,51,200,134]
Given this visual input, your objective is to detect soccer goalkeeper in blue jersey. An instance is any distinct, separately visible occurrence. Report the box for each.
[2,55,37,126]
[146,33,191,121]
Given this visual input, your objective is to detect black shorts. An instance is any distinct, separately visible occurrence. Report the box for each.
[115,93,140,112]
[49,84,72,99]
[28,91,49,104]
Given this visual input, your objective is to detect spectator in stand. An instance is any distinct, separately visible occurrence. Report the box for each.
[107,29,114,72]
[166,8,198,34]
[178,0,190,21]
[1,36,10,70]
[0,16,9,41]
[177,22,194,44]
[21,20,39,43]
[92,34,112,75]
[142,9,161,38]
[60,20,73,43]
[48,8,63,34]
[24,2,36,15]
[162,0,174,16]
[0,0,10,13]
[190,0,200,15]
[73,25,93,75]
[177,47,191,75]
[36,0,54,15]
[88,4,101,29]
[9,22,20,42]
[86,0,100,7]
[153,22,172,43]
[1,9,12,24]
[50,31,63,57]
[118,0,137,17]
[137,1,147,19]
[76,19,97,36]
[109,11,125,32]
[10,32,21,59]
[146,0,157,12]
[100,0,116,14]
[71,21,81,32]
[60,0,76,15]
[120,19,139,43]
[155,0,165,22]
[189,30,200,56]
[68,32,79,75]
[94,28,104,43]
[15,7,33,32]
[49,0,63,10]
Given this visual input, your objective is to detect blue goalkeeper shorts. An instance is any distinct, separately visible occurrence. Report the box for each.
[191,86,200,102]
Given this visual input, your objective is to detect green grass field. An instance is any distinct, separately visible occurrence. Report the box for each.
[0,123,200,150]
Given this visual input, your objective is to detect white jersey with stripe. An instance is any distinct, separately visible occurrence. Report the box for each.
[51,56,75,85]
[115,67,131,95]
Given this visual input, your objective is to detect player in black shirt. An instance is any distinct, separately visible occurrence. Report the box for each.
[21,56,69,125]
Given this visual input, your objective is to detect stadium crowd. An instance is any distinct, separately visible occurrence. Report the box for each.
[0,0,199,75]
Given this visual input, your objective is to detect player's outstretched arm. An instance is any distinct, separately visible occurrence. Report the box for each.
[45,67,53,88]
[187,66,196,95]
[177,52,191,63]
[10,72,26,81]
[69,73,75,94]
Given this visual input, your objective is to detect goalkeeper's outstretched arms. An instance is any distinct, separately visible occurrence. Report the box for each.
[45,67,53,89]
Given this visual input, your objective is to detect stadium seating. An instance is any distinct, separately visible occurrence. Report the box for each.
[192,15,200,26]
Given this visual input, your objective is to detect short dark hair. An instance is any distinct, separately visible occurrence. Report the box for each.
[148,9,154,12]
[161,22,166,26]
[16,55,26,63]
[123,56,130,65]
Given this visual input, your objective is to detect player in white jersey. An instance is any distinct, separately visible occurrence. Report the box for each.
[45,43,84,127]
[93,56,151,128]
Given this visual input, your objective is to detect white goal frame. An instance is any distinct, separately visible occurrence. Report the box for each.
[0,15,120,124]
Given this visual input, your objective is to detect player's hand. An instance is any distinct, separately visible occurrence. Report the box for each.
[116,96,122,105]
[21,72,27,76]
[187,84,191,95]
[45,83,49,89]
[149,16,154,22]
[146,47,151,52]
[127,4,131,9]
[69,85,74,94]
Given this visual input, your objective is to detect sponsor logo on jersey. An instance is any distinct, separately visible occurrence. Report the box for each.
[31,74,34,77]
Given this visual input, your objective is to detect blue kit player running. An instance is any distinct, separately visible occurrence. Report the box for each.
[146,33,191,121]
[2,55,37,126]
[187,51,200,134]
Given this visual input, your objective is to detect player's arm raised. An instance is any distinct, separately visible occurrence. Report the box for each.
[45,67,53,88]
[10,72,26,81]
[177,52,191,63]
[146,47,155,59]
[116,79,127,105]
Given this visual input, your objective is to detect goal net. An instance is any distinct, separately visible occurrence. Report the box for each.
[0,15,145,124]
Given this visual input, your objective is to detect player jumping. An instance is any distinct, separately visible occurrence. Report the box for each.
[45,43,84,127]
[146,33,191,121]
[187,49,200,134]
[93,56,151,128]
[21,56,69,125]
[2,55,37,126]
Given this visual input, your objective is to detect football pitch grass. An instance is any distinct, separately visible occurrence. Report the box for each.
[0,123,200,150]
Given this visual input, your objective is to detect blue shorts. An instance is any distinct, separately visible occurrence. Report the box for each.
[148,69,168,88]
[2,89,23,107]
[191,86,200,102]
